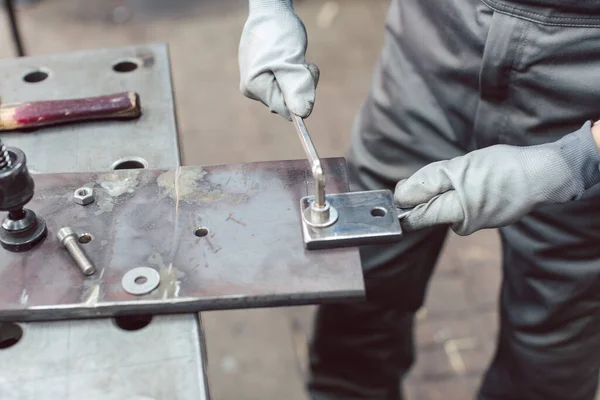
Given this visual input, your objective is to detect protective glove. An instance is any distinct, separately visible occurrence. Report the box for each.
[395,121,600,235]
[239,0,319,120]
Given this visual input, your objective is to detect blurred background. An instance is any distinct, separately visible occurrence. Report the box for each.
[0,1,504,399]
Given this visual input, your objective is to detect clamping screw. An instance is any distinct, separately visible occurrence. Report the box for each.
[57,227,95,276]
[0,140,48,252]
[0,139,12,170]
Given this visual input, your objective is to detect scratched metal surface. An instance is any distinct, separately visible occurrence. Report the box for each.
[0,315,210,400]
[0,158,364,321]
[0,45,210,400]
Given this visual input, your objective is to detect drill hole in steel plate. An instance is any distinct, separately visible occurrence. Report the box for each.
[113,315,153,331]
[78,233,93,244]
[194,227,209,237]
[112,59,139,73]
[111,157,148,170]
[371,207,387,217]
[0,322,23,349]
[23,69,49,83]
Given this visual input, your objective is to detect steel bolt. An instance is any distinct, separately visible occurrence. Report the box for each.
[57,227,95,276]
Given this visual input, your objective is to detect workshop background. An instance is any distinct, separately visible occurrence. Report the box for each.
[1,1,596,399]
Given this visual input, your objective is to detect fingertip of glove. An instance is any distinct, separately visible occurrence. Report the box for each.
[307,63,320,87]
[270,107,292,121]
[286,99,315,119]
[394,178,418,206]
[401,206,426,232]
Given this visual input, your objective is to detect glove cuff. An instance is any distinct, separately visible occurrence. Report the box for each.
[249,0,293,13]
[554,120,600,198]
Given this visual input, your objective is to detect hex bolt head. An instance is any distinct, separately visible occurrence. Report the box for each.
[73,187,95,206]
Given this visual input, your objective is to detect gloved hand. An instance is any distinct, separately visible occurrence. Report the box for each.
[239,0,319,120]
[395,121,600,235]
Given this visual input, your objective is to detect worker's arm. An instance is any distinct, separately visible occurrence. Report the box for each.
[239,0,319,120]
[395,121,600,235]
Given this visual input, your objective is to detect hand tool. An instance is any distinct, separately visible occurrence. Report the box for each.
[292,114,409,249]
[292,114,338,227]
[0,91,141,132]
[57,227,95,276]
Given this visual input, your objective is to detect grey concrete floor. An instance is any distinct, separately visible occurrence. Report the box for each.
[0,1,596,399]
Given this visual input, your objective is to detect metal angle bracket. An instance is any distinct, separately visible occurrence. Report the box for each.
[291,115,410,250]
[300,190,404,250]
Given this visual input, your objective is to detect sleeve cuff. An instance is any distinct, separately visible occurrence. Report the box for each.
[249,0,293,13]
[556,120,600,193]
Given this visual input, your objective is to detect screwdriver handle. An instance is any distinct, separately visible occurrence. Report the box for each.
[0,91,141,132]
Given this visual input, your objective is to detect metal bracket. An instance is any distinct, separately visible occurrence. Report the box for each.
[293,116,411,249]
[300,190,405,249]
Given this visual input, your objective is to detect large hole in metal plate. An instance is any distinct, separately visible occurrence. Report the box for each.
[113,315,153,331]
[111,157,148,170]
[112,60,139,73]
[23,69,49,83]
[0,322,23,349]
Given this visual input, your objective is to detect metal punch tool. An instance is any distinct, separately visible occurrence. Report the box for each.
[292,115,412,250]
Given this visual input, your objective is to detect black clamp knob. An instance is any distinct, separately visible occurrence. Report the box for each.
[0,140,47,252]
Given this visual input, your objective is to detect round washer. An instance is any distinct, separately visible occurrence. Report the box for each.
[121,267,160,295]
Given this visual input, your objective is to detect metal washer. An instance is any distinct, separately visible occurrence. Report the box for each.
[121,267,160,295]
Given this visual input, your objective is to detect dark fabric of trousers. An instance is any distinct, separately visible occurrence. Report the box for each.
[307,1,600,399]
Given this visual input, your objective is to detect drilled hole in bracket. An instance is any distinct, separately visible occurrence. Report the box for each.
[371,207,387,217]
[0,323,23,349]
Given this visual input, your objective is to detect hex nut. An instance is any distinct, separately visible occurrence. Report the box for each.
[73,187,95,206]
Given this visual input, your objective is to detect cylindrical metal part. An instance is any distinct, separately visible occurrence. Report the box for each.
[57,227,95,276]
[310,201,331,224]
[292,115,327,209]
[0,139,12,170]
[0,147,34,212]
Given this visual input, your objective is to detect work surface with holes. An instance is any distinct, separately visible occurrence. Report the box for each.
[0,44,212,400]
[0,159,364,321]
[0,43,179,173]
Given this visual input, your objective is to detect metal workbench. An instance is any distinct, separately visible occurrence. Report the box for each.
[0,44,365,399]
[0,44,210,400]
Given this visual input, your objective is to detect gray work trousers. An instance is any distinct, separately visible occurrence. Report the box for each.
[307,1,600,399]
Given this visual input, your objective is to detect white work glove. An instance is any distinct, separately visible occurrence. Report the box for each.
[239,0,319,120]
[395,121,600,235]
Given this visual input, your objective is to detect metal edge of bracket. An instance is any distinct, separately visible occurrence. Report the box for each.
[300,189,404,250]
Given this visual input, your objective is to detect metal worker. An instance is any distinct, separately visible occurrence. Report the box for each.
[238,0,600,399]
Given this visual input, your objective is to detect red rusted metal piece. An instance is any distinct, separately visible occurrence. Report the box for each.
[0,91,141,131]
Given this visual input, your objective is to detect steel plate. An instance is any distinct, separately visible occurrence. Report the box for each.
[0,158,364,322]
